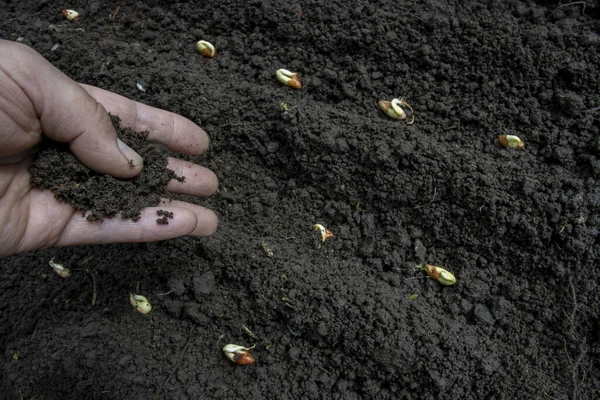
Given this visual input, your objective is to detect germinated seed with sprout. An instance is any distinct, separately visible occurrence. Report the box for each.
[196,40,216,58]
[498,135,524,150]
[313,224,334,242]
[418,264,456,286]
[223,344,256,365]
[262,241,274,257]
[379,98,415,124]
[378,100,401,119]
[62,9,79,22]
[49,259,70,278]
[276,69,302,89]
[129,293,152,314]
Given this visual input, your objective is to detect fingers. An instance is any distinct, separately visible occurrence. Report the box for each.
[80,84,210,155]
[47,153,218,246]
[166,158,218,197]
[0,40,142,178]
[54,207,200,247]
[6,182,218,255]
[54,202,218,247]
[158,198,218,236]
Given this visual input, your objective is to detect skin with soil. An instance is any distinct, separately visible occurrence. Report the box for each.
[29,115,178,221]
[1,1,600,399]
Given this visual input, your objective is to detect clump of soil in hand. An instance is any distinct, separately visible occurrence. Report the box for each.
[29,114,181,221]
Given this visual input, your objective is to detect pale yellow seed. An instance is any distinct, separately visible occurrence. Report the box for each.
[196,40,216,57]
[130,293,152,314]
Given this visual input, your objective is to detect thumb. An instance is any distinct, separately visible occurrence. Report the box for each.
[0,40,142,178]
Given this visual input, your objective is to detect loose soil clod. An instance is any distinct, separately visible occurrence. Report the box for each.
[156,209,174,225]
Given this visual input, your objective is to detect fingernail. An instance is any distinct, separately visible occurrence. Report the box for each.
[117,139,143,167]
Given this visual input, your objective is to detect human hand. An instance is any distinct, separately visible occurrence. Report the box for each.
[0,40,218,258]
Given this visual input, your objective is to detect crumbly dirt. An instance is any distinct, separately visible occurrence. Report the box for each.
[1,1,600,399]
[29,115,177,221]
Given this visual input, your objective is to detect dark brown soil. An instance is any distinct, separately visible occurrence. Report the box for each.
[1,1,600,399]
[29,115,178,221]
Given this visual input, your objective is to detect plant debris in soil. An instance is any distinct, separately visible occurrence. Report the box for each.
[28,114,181,221]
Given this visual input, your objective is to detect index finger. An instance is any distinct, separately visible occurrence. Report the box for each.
[80,84,209,155]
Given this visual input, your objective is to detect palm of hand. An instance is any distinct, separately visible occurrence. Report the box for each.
[0,154,71,256]
[0,40,218,258]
